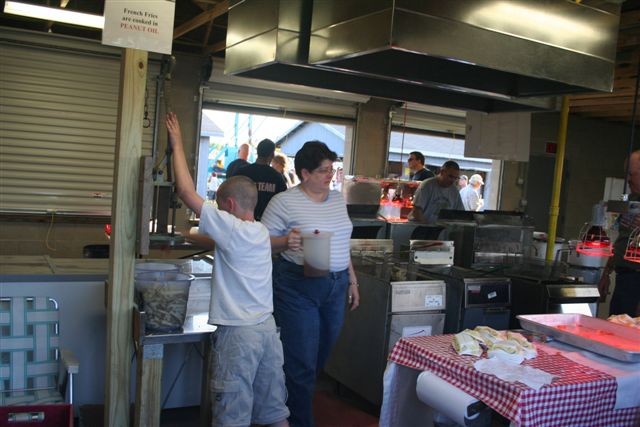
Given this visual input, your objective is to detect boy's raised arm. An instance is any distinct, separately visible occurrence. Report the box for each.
[165,112,204,216]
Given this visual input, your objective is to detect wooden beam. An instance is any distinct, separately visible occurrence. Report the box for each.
[173,0,229,39]
[105,48,148,427]
[570,96,637,107]
[204,40,226,54]
[620,9,640,29]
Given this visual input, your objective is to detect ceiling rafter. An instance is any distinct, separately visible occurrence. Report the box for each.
[173,0,229,40]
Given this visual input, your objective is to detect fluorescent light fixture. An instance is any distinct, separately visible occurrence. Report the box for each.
[4,1,104,29]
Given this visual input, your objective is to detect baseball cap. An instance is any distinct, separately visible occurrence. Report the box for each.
[469,174,484,185]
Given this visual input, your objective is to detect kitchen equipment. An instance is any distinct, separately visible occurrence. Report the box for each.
[438,210,535,267]
[325,252,446,405]
[380,179,419,219]
[350,239,393,256]
[478,259,600,328]
[625,226,640,263]
[342,177,382,218]
[419,265,511,334]
[532,231,568,261]
[134,271,195,333]
[386,220,444,253]
[566,240,608,284]
[350,217,387,239]
[410,240,454,265]
[302,231,333,277]
[518,313,640,362]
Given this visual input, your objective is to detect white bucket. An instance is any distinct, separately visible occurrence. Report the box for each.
[302,231,333,277]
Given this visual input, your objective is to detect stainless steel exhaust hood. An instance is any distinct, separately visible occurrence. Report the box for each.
[224,0,618,112]
[308,0,621,98]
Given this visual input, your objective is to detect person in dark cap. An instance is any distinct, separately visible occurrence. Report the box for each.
[236,138,287,220]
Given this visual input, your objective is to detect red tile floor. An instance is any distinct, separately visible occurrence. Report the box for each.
[79,373,380,427]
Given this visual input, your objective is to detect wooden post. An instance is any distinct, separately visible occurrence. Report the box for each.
[105,48,148,427]
[134,343,164,427]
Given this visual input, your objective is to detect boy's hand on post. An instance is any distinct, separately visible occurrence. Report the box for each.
[165,112,183,148]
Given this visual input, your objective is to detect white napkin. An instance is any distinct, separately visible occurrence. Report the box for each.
[473,358,554,391]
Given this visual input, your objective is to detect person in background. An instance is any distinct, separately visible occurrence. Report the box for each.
[458,175,469,189]
[600,149,640,317]
[410,160,464,223]
[226,143,250,177]
[206,171,221,200]
[272,153,296,188]
[261,141,360,427]
[236,139,287,220]
[408,151,435,181]
[165,113,290,427]
[460,174,484,211]
[332,166,344,192]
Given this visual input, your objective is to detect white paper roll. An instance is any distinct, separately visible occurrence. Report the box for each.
[416,371,481,426]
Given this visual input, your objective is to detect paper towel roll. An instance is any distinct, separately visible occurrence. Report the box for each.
[416,371,481,426]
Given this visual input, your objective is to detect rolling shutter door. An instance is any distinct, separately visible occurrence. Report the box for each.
[202,59,361,123]
[391,105,467,136]
[0,38,159,215]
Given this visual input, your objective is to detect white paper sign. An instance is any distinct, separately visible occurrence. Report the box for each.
[102,0,175,54]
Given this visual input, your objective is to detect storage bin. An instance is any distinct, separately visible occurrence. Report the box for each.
[135,262,181,275]
[135,272,195,333]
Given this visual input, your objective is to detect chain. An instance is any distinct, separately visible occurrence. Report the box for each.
[143,87,151,128]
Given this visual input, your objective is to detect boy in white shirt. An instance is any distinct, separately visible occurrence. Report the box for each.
[166,112,289,427]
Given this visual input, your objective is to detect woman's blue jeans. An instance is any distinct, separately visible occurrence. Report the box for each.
[272,258,349,427]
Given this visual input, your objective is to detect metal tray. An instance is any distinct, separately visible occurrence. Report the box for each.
[517,314,640,363]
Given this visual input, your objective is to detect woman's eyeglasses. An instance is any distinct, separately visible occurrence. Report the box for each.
[314,167,336,176]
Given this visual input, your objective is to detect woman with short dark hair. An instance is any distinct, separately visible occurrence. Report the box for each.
[261,141,360,427]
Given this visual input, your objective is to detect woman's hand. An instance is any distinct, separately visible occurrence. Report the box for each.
[287,228,302,251]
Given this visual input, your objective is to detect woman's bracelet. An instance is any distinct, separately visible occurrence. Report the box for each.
[349,282,359,287]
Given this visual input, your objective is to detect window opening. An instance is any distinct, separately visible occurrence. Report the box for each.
[198,108,351,201]
[388,128,497,211]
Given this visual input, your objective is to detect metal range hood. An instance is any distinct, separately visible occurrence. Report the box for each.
[224,0,619,112]
[309,0,622,98]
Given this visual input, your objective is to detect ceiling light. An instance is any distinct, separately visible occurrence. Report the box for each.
[3,1,104,29]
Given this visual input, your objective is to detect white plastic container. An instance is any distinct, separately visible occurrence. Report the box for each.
[302,231,333,277]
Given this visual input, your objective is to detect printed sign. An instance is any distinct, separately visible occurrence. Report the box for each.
[102,0,175,54]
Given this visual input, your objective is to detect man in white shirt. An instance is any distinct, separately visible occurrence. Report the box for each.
[460,174,484,211]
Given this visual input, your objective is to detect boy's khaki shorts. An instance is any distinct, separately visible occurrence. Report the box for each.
[210,315,289,426]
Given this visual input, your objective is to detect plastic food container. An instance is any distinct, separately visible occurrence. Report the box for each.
[135,271,195,333]
[135,262,181,275]
[302,231,333,277]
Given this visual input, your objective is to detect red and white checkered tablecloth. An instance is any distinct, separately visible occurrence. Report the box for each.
[388,335,640,427]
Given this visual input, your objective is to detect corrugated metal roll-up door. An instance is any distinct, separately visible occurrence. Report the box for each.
[391,104,467,136]
[0,40,159,215]
[203,59,362,123]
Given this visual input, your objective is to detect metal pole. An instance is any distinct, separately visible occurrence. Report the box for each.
[546,96,570,261]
